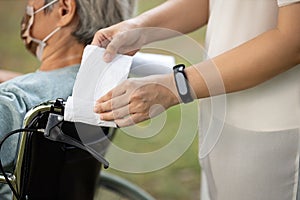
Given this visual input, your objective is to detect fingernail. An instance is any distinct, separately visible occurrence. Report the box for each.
[103,53,112,62]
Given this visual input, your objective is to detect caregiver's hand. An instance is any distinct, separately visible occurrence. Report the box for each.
[94,74,180,127]
[91,20,144,63]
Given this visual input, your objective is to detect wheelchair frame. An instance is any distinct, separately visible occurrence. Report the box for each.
[0,100,155,200]
[0,103,52,199]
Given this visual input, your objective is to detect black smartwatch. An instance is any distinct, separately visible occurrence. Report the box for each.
[173,64,193,103]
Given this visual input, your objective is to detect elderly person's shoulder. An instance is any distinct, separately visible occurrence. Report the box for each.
[0,64,79,95]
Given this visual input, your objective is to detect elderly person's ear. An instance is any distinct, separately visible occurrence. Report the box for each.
[57,0,77,27]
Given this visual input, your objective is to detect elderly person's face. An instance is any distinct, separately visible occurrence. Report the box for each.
[21,0,76,61]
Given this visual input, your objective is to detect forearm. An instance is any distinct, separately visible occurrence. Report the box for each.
[186,4,300,98]
[94,3,300,127]
[0,70,22,83]
[130,0,208,42]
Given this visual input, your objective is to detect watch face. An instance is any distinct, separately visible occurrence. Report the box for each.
[175,73,188,95]
[173,64,193,103]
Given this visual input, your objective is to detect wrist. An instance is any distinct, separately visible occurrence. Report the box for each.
[166,73,181,106]
[126,18,142,29]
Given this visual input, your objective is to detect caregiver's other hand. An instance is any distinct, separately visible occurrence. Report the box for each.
[91,20,144,63]
[94,74,180,127]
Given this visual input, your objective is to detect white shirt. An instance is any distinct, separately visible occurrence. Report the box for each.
[203,0,300,131]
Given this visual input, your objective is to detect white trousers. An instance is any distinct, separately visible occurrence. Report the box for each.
[200,122,300,200]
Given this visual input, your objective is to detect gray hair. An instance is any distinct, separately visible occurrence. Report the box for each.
[45,0,136,45]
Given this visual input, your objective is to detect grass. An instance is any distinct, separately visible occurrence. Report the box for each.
[0,1,206,199]
[105,102,201,200]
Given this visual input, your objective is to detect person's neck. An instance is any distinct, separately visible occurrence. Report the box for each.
[39,35,84,71]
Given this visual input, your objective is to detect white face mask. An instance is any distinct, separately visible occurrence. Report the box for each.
[21,0,60,61]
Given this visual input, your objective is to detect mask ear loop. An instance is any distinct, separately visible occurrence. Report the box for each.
[34,27,61,61]
[34,0,59,14]
[24,0,59,44]
[42,27,61,43]
[35,0,61,43]
[23,0,60,61]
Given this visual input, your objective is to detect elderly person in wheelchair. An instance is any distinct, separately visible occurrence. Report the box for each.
[0,0,135,199]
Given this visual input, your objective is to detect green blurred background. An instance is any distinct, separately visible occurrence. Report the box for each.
[0,1,207,199]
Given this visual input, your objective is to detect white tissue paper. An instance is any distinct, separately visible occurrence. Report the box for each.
[64,45,132,127]
[64,45,175,127]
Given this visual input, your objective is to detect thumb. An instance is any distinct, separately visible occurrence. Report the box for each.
[91,29,111,47]
[102,33,126,62]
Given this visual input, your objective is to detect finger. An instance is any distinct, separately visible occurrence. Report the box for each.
[91,30,110,46]
[96,82,127,103]
[115,113,149,127]
[94,91,114,113]
[99,104,131,121]
[94,93,129,114]
[103,33,127,62]
[97,90,113,103]
[99,39,111,49]
[95,80,132,113]
[94,100,112,114]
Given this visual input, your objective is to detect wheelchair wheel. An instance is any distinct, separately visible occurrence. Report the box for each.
[94,171,155,200]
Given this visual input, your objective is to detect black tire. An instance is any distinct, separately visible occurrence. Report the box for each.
[94,172,156,200]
